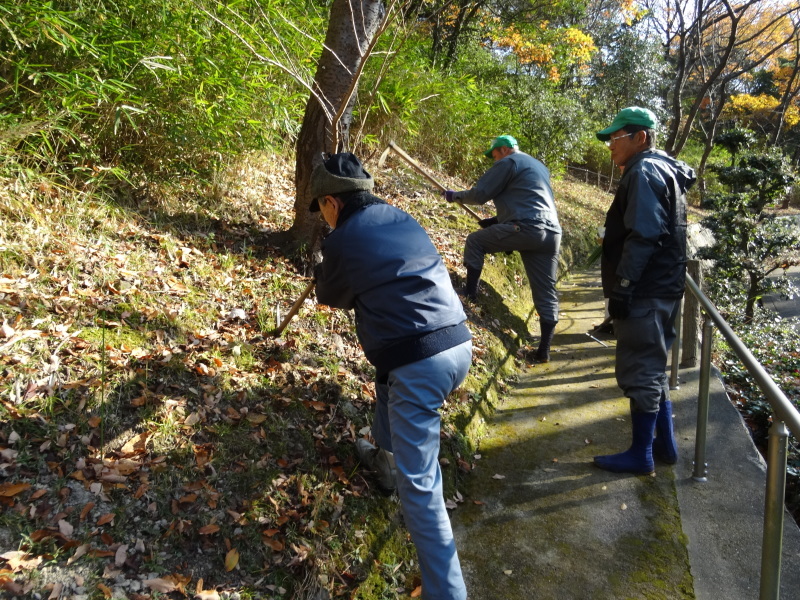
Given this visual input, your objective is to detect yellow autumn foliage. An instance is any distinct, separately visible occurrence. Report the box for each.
[491,24,597,81]
[726,93,800,128]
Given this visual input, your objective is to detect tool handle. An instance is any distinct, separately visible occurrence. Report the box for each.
[388,141,482,222]
[272,281,316,337]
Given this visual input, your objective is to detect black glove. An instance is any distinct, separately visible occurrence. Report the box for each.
[478,216,498,229]
[313,263,324,283]
[443,189,457,202]
[608,288,633,320]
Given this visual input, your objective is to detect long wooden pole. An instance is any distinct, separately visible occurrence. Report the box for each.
[386,141,482,221]
[272,280,316,337]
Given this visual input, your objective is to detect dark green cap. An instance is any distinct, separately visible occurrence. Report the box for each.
[596,107,658,141]
[483,135,518,157]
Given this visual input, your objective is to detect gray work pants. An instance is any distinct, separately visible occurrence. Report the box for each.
[464,222,561,323]
[613,297,680,413]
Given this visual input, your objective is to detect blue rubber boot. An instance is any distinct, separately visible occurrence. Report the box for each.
[594,410,657,475]
[652,400,678,464]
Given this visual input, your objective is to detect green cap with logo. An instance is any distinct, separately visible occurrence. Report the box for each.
[596,107,658,141]
[483,134,518,157]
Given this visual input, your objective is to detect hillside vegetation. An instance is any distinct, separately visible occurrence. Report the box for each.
[0,152,607,599]
[3,1,800,597]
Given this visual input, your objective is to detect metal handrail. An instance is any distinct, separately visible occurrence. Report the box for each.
[683,274,800,600]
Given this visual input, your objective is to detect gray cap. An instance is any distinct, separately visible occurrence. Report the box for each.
[309,153,374,212]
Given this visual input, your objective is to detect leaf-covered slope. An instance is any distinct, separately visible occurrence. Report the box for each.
[0,153,608,599]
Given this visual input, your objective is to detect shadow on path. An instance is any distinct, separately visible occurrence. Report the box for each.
[452,268,800,600]
[451,269,693,600]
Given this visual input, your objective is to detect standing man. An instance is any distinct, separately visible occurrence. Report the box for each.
[593,107,696,475]
[311,152,472,600]
[443,135,562,363]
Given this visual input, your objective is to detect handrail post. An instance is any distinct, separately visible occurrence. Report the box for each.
[692,313,713,482]
[670,297,682,390]
[759,420,789,600]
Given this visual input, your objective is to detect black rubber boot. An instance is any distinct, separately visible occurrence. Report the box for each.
[464,266,482,301]
[533,319,557,363]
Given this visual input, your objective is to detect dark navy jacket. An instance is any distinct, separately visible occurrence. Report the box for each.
[601,150,697,299]
[315,195,470,378]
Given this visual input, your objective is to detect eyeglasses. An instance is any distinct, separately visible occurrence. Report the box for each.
[606,132,634,146]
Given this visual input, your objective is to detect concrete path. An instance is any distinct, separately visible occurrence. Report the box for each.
[451,269,800,600]
[762,266,800,330]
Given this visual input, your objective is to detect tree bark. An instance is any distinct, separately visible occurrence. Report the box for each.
[288,0,386,248]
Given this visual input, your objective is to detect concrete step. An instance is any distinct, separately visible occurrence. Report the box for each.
[451,269,800,600]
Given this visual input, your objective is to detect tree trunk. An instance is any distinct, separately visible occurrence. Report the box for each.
[288,0,386,248]
[696,82,728,205]
[770,34,800,147]
[745,273,761,322]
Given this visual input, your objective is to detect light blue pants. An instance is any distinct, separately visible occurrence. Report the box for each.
[372,341,472,600]
[464,222,561,323]
[614,297,680,413]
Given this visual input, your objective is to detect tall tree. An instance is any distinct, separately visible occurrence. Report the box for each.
[289,0,390,248]
[697,150,799,320]
[646,0,800,157]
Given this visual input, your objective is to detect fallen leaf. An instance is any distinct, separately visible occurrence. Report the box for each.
[1,551,42,572]
[114,545,127,567]
[224,548,239,571]
[263,537,284,551]
[121,432,149,455]
[621,503,627,510]
[196,591,221,600]
[80,502,95,521]
[411,585,422,598]
[194,444,212,468]
[184,412,201,427]
[491,474,506,480]
[199,524,220,535]
[67,544,89,565]
[503,569,513,575]
[0,482,31,497]
[47,581,63,599]
[166,573,191,594]
[97,582,113,598]
[58,520,74,538]
[97,513,115,526]
[144,578,178,593]
[445,499,457,510]
[263,528,280,537]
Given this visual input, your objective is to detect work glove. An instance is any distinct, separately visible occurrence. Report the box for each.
[313,263,324,283]
[443,189,457,202]
[608,286,633,320]
[478,216,498,229]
